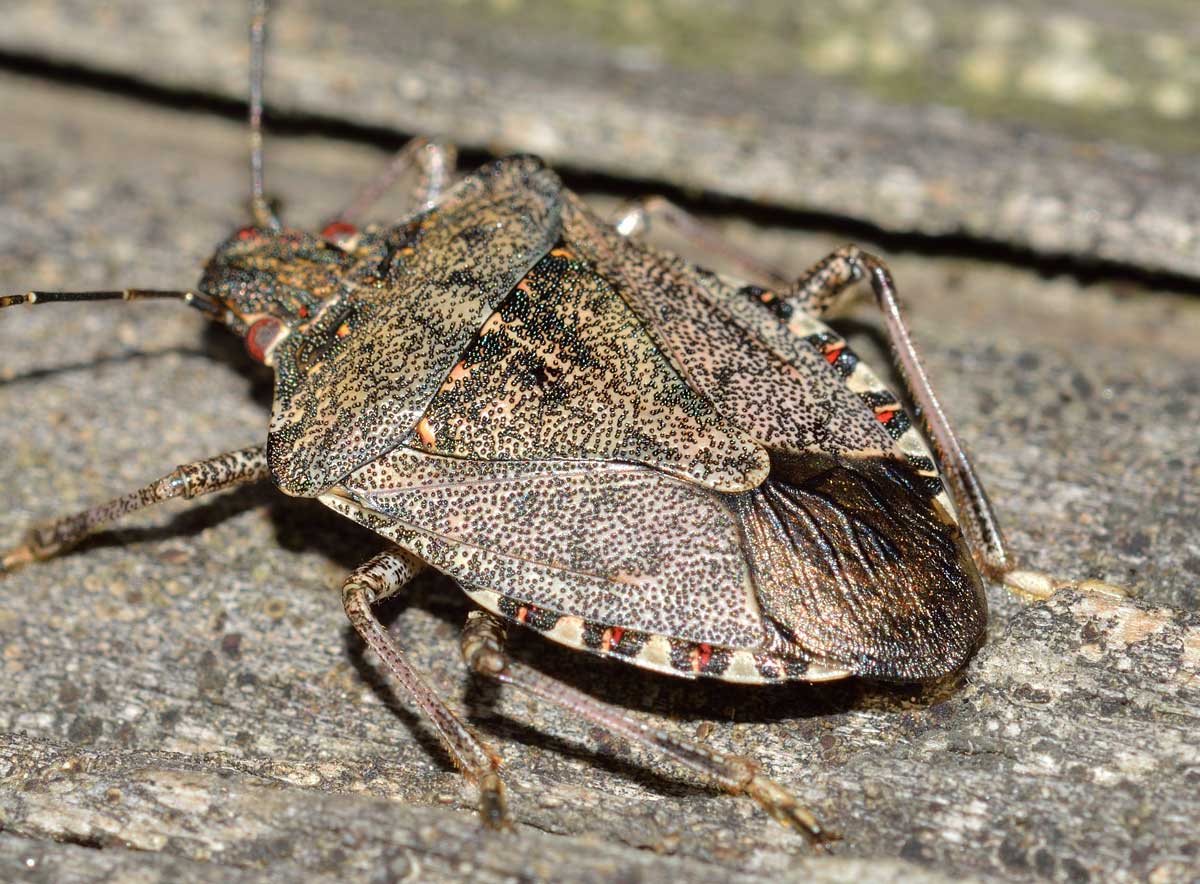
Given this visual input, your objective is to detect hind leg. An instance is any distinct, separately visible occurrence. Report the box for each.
[777,245,1125,600]
[613,195,791,288]
[612,202,1125,599]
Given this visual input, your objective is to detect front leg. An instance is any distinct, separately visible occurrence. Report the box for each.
[2,446,269,573]
[326,136,458,231]
[342,549,509,829]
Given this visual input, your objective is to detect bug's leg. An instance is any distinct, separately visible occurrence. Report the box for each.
[460,610,834,845]
[782,246,1127,600]
[1,446,268,573]
[613,196,792,289]
[326,137,458,228]
[612,202,1123,600]
[343,551,509,829]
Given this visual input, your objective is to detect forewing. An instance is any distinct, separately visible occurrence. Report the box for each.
[268,157,562,495]
[411,247,769,492]
[557,196,985,678]
[328,447,767,648]
[561,193,897,460]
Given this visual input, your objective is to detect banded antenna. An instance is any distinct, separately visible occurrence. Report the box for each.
[249,0,282,230]
[0,4,278,315]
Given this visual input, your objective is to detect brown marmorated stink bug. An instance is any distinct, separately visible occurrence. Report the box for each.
[0,1,1124,843]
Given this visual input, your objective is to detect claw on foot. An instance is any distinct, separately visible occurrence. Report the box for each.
[477,771,512,831]
[1,543,36,574]
[0,526,67,575]
[742,773,838,848]
[1004,568,1130,602]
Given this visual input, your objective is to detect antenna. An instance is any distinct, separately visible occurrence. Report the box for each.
[0,289,222,317]
[249,0,281,229]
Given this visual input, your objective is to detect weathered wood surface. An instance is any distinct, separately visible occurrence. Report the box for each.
[1,5,1199,881]
[1,0,1199,278]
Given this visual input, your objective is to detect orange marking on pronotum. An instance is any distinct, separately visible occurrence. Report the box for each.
[692,643,713,673]
[335,323,351,338]
[824,346,845,364]
[517,606,529,624]
[875,409,897,424]
[549,247,576,259]
[416,417,437,446]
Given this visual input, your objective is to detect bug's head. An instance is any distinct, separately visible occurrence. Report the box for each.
[0,6,383,370]
[199,223,366,364]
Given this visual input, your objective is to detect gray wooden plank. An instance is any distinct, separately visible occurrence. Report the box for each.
[1,69,1197,883]
[0,0,1198,278]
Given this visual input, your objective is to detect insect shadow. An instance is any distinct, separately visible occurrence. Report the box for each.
[1,346,209,386]
[340,562,964,803]
[202,321,275,409]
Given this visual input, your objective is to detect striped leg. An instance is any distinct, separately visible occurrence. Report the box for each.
[460,610,832,845]
[1,446,269,573]
[779,246,1126,600]
[613,200,1125,601]
[343,550,509,829]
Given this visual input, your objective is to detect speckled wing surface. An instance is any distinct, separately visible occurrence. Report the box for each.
[556,193,986,679]
[314,159,986,680]
[326,448,768,649]
[267,158,563,496]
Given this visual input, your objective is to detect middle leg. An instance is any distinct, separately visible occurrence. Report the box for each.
[461,609,833,845]
[343,548,509,829]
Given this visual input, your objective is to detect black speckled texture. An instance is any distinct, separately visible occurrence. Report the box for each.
[1,36,1198,884]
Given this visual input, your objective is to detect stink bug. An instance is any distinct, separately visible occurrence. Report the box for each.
[0,1,1121,842]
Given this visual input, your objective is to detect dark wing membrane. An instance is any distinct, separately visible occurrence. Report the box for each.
[561,195,983,678]
[332,446,768,648]
[560,193,897,460]
[733,452,987,681]
[268,157,562,495]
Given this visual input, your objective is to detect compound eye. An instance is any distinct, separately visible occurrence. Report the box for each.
[245,316,285,363]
